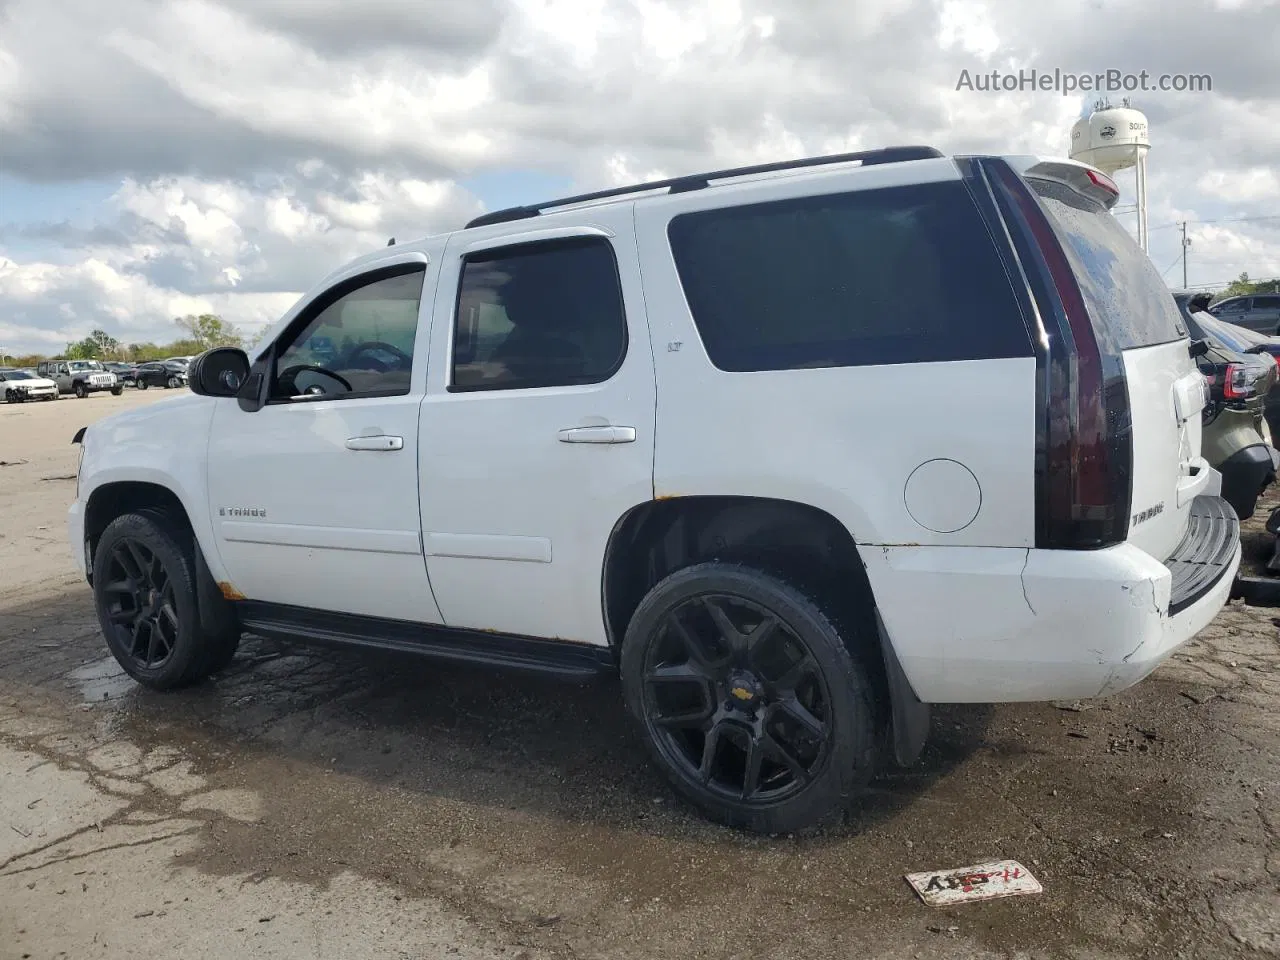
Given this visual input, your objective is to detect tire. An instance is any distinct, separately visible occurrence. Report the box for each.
[166,376,180,389]
[111,386,123,396]
[138,380,149,390]
[91,512,214,690]
[620,561,879,834]
[74,382,88,399]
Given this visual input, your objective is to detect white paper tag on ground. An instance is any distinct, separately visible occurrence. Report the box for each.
[905,860,1042,906]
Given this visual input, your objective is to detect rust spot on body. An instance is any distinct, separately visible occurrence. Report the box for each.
[218,582,247,601]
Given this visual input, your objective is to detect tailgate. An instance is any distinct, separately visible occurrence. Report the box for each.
[1122,341,1208,561]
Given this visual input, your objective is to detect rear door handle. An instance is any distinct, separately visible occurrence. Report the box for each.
[345,435,404,452]
[557,425,637,444]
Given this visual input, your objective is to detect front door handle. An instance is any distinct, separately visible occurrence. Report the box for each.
[345,435,404,452]
[557,425,637,444]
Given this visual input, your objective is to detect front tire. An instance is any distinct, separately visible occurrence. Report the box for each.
[620,562,879,834]
[166,376,181,389]
[74,382,88,399]
[111,386,123,396]
[92,513,213,690]
[138,380,149,390]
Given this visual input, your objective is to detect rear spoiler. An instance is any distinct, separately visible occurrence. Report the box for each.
[1000,155,1121,210]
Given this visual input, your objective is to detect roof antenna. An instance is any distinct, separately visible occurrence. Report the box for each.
[386,237,395,246]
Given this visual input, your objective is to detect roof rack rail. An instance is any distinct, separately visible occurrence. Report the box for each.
[465,145,944,229]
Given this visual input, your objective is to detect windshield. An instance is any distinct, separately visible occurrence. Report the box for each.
[67,361,103,371]
[2,370,33,380]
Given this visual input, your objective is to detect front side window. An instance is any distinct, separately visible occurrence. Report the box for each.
[271,265,426,401]
[1218,298,1248,314]
[450,237,628,392]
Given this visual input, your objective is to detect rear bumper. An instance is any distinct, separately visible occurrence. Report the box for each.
[864,495,1240,703]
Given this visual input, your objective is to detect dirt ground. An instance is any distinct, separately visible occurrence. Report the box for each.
[0,390,1277,960]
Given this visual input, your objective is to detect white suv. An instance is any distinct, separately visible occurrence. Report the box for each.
[67,147,1239,833]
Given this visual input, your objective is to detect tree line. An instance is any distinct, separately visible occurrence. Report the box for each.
[6,314,253,367]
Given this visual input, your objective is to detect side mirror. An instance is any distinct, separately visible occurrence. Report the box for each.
[1188,339,1210,359]
[189,347,251,399]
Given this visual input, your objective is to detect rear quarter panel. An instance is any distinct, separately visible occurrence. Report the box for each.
[632,160,1037,547]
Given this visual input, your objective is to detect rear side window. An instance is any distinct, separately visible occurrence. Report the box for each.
[1254,295,1280,309]
[1029,179,1185,351]
[667,181,1031,372]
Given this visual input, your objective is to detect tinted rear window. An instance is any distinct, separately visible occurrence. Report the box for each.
[1029,179,1185,351]
[1254,295,1280,309]
[667,180,1031,372]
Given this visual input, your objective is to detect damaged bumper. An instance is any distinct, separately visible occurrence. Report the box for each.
[862,495,1241,703]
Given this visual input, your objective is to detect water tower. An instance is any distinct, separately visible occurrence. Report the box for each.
[1069,98,1150,250]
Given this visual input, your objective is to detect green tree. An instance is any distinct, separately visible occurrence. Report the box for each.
[173,313,243,350]
[88,329,121,359]
[64,338,100,360]
[1213,272,1280,303]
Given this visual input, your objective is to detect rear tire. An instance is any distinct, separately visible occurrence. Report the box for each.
[138,381,149,390]
[620,561,880,834]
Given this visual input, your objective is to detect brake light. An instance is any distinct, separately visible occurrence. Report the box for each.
[986,160,1132,549]
[1085,169,1119,197]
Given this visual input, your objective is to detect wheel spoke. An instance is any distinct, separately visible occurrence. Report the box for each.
[125,542,151,586]
[108,604,135,625]
[774,654,816,693]
[741,737,765,800]
[777,696,826,740]
[130,620,148,659]
[145,621,161,665]
[698,723,724,783]
[701,597,746,657]
[665,611,717,669]
[763,733,811,785]
[100,579,133,596]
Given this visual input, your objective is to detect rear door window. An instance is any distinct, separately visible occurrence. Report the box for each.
[1253,295,1280,310]
[666,180,1031,372]
[1028,178,1185,351]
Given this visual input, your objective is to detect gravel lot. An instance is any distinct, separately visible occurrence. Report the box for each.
[1,390,1277,959]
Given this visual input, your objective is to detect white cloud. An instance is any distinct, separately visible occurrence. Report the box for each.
[2,0,1280,350]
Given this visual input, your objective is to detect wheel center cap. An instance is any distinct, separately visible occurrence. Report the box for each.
[727,670,763,708]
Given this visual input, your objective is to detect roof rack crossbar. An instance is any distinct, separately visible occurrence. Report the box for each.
[465,145,944,229]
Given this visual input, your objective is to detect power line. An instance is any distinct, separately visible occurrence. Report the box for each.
[1149,214,1280,232]
[1159,250,1185,280]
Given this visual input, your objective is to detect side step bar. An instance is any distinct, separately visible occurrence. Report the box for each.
[236,601,617,681]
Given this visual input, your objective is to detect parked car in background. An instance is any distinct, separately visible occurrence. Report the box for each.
[1207,293,1280,334]
[35,359,121,398]
[135,360,189,389]
[103,362,138,386]
[1176,291,1279,519]
[163,356,194,371]
[0,367,59,402]
[1183,296,1280,445]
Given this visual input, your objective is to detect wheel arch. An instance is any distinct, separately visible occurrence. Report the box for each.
[600,495,929,765]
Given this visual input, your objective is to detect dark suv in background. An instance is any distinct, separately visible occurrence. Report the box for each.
[1208,294,1280,334]
[135,360,189,389]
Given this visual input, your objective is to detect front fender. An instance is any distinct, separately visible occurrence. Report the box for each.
[77,397,226,582]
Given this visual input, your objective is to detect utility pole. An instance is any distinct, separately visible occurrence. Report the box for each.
[1180,221,1190,288]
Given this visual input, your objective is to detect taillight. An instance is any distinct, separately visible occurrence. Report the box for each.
[1223,363,1254,400]
[985,160,1132,549]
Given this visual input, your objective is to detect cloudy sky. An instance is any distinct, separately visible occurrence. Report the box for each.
[1,0,1278,355]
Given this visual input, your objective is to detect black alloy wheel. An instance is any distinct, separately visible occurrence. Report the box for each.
[622,562,879,833]
[100,538,180,670]
[641,593,833,804]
